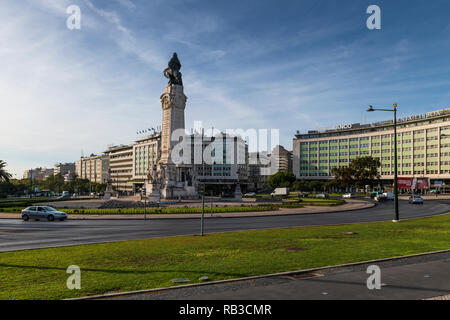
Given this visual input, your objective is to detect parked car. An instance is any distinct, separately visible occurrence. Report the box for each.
[21,206,67,222]
[316,193,329,198]
[244,192,256,197]
[409,195,424,204]
[342,193,355,199]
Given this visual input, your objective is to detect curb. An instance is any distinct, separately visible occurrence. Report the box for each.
[68,248,450,300]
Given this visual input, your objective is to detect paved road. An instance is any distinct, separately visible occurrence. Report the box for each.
[0,200,448,252]
[113,251,450,300]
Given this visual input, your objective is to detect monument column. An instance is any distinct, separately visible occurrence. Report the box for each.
[160,84,186,165]
[158,53,188,198]
[144,52,197,200]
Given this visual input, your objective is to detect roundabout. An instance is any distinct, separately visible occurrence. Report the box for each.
[0,199,448,252]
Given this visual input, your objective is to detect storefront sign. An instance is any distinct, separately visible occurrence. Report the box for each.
[397,177,430,189]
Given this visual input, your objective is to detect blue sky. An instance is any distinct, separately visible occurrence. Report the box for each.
[1,0,450,177]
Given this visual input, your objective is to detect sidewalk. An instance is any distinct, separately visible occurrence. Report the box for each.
[0,199,374,220]
[399,195,450,200]
[97,250,450,300]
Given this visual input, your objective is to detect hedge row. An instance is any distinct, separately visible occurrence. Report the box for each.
[60,205,280,215]
[0,198,83,209]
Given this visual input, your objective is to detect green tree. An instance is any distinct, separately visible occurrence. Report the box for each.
[331,166,354,190]
[0,182,15,198]
[324,179,338,192]
[9,179,27,194]
[267,172,296,189]
[0,160,12,182]
[349,156,381,189]
[292,179,307,191]
[307,180,324,192]
[95,183,107,193]
[331,156,381,190]
[54,174,65,193]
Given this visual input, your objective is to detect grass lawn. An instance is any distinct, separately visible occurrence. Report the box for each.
[1,213,449,300]
[297,198,345,206]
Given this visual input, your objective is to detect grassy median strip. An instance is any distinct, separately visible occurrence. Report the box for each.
[61,205,281,215]
[0,213,449,299]
[1,199,346,214]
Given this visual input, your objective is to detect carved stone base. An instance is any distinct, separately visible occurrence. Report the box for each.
[234,183,243,202]
[160,185,198,200]
[103,182,113,200]
[145,182,162,203]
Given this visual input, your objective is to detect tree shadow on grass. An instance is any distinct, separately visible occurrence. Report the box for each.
[0,263,248,278]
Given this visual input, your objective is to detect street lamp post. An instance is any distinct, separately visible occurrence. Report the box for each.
[143,187,147,221]
[200,128,205,236]
[367,103,400,222]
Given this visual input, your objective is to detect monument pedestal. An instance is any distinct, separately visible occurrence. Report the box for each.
[103,181,113,200]
[145,182,161,203]
[234,183,243,202]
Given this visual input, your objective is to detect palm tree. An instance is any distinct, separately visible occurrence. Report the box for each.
[0,160,12,182]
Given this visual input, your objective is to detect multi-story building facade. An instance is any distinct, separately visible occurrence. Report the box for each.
[23,168,39,180]
[293,108,450,191]
[189,133,248,188]
[54,162,75,176]
[75,154,109,184]
[246,145,292,191]
[269,145,293,174]
[78,131,249,196]
[55,162,76,181]
[104,145,134,194]
[247,151,271,191]
[131,133,161,192]
[23,168,54,181]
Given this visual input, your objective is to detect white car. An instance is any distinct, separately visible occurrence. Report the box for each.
[342,193,355,198]
[244,192,256,197]
[409,195,424,204]
[21,206,67,222]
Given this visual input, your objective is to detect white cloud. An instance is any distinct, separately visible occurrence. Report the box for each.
[115,0,136,10]
[0,2,160,176]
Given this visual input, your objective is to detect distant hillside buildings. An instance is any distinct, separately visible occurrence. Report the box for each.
[23,163,75,182]
[75,155,109,184]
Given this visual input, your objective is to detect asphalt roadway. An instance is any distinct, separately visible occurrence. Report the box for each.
[0,200,449,252]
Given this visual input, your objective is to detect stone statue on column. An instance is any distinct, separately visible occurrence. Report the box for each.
[103,168,113,200]
[145,164,161,203]
[163,53,183,86]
